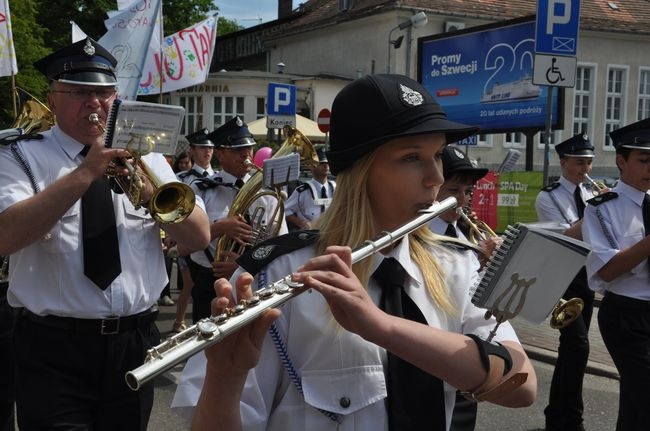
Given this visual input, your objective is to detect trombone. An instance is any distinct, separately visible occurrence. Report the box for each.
[89,114,195,224]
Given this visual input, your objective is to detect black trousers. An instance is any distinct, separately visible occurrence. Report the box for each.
[544,267,594,430]
[450,392,477,431]
[13,310,160,431]
[0,281,15,431]
[599,292,650,431]
[188,260,216,323]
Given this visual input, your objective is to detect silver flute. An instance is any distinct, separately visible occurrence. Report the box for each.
[125,196,458,391]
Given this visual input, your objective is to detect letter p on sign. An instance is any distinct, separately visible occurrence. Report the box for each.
[546,0,571,34]
[267,83,296,116]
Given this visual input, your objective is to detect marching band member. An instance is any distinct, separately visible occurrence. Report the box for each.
[0,38,209,430]
[172,74,536,431]
[284,148,336,230]
[178,129,215,183]
[535,134,597,431]
[183,117,288,323]
[582,118,650,430]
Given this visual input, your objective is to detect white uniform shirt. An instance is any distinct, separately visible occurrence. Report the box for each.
[582,180,650,298]
[535,175,590,227]
[189,171,288,268]
[177,163,214,185]
[172,235,519,430]
[284,178,336,223]
[0,126,204,317]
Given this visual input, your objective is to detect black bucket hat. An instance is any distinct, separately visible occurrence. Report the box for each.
[327,74,479,175]
[442,145,488,182]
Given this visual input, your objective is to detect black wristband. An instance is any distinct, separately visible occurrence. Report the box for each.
[467,334,513,375]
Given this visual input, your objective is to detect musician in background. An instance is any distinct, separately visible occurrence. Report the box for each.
[285,148,336,231]
[582,118,650,430]
[0,38,210,430]
[429,144,491,431]
[173,74,536,430]
[534,134,596,431]
[177,128,215,183]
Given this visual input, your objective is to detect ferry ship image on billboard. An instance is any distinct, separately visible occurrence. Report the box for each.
[481,75,541,104]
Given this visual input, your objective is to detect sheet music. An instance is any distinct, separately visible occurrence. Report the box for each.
[472,223,590,324]
[105,99,185,155]
[262,153,300,188]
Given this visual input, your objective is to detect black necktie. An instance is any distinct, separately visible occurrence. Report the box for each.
[235,178,245,190]
[372,258,446,430]
[445,223,458,238]
[320,185,327,213]
[80,146,121,289]
[574,186,585,219]
[642,195,650,273]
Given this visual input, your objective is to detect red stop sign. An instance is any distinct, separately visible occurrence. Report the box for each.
[317,108,331,133]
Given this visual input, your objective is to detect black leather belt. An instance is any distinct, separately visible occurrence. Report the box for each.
[19,308,159,335]
[603,291,650,310]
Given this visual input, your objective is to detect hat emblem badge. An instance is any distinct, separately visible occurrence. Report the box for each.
[399,84,424,106]
[83,39,95,56]
[236,117,243,127]
[454,148,465,159]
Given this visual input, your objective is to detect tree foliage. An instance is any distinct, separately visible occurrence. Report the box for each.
[0,0,243,127]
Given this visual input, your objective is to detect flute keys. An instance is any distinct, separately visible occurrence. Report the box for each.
[197,321,219,339]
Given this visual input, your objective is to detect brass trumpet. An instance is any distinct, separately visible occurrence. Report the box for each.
[584,174,608,196]
[457,207,497,244]
[89,113,195,224]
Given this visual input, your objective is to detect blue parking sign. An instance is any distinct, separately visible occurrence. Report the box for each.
[267,83,296,116]
[535,0,581,56]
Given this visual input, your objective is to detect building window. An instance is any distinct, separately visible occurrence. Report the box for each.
[572,65,595,137]
[604,66,628,148]
[179,96,203,135]
[476,134,493,148]
[214,96,245,128]
[257,97,266,120]
[538,130,561,148]
[503,132,524,148]
[639,68,650,121]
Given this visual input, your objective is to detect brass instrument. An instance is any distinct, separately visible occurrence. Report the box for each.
[125,197,459,390]
[88,113,195,224]
[584,174,608,196]
[550,298,584,329]
[12,87,55,134]
[457,207,497,244]
[214,127,319,262]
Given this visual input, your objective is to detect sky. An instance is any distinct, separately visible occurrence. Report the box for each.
[214,1,299,28]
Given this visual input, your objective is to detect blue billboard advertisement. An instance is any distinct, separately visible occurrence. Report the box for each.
[417,16,563,134]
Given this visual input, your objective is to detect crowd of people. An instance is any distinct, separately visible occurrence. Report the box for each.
[0,36,649,431]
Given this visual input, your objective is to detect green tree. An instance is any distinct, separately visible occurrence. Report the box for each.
[217,17,244,36]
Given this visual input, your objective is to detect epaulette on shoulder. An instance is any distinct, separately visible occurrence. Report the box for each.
[437,237,479,253]
[541,182,560,192]
[295,183,309,193]
[587,192,618,206]
[177,171,191,179]
[236,229,320,276]
[0,129,43,146]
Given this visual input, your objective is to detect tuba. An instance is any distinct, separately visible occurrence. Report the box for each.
[89,114,195,224]
[12,87,55,134]
[214,127,319,262]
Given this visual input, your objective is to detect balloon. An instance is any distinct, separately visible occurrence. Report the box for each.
[253,147,273,168]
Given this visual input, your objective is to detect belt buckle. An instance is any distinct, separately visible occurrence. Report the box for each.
[100,316,120,335]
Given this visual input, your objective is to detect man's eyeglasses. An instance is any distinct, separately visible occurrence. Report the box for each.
[51,88,117,101]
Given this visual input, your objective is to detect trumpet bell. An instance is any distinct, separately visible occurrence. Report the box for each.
[549,297,584,329]
[150,181,196,224]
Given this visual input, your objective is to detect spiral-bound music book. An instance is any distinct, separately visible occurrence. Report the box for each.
[104,99,185,155]
[472,223,590,324]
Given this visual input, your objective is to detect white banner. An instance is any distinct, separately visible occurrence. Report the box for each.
[99,0,162,100]
[137,14,217,96]
[0,0,18,77]
[70,20,88,43]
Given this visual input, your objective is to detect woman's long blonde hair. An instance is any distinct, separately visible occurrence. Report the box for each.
[314,150,456,315]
